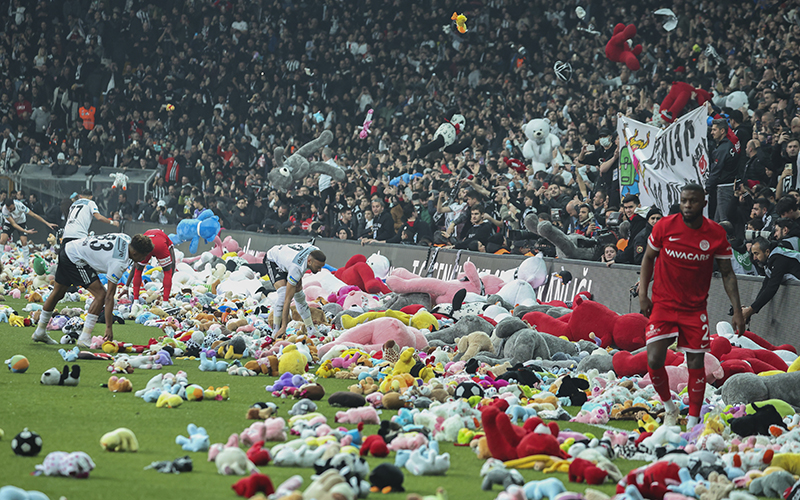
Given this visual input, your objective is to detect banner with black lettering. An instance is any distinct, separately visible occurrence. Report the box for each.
[617,107,709,213]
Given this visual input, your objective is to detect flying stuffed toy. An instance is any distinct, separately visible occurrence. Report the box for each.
[452,12,468,33]
[268,130,346,192]
[413,113,469,160]
[656,81,712,125]
[110,172,128,191]
[359,109,374,139]
[169,209,220,254]
[605,23,642,71]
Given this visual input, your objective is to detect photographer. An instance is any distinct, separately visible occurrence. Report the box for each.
[742,237,800,322]
[150,200,176,225]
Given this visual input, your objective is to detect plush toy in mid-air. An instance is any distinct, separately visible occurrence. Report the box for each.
[169,209,220,254]
[522,118,562,173]
[605,23,642,71]
[451,12,468,33]
[414,113,469,160]
[109,172,128,191]
[655,81,712,125]
[359,109,374,139]
[268,130,346,192]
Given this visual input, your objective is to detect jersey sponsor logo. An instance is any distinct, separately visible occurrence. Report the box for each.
[699,240,710,251]
[664,248,711,261]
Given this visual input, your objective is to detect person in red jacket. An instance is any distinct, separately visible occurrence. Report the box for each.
[124,229,175,302]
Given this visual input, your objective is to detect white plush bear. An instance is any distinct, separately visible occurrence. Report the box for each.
[522,118,562,173]
[712,90,751,117]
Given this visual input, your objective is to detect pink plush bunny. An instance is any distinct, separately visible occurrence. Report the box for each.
[335,407,380,425]
[359,109,373,139]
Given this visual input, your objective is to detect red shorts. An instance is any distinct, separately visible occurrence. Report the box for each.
[645,305,710,353]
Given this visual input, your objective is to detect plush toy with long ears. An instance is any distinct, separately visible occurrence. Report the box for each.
[268,130,345,192]
[359,109,374,139]
[386,261,503,305]
[605,23,642,71]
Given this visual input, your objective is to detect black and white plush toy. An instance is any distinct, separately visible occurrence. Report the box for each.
[40,365,81,386]
[414,113,469,159]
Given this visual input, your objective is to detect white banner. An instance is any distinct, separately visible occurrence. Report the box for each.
[617,107,709,213]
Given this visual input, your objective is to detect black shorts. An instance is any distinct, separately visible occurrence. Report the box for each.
[2,220,26,237]
[266,260,288,284]
[55,246,99,287]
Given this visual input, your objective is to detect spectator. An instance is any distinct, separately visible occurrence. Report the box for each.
[707,118,739,222]
[600,243,618,267]
[449,204,493,250]
[742,237,800,322]
[632,207,663,265]
[116,192,134,221]
[773,218,800,251]
[743,139,770,187]
[360,198,395,243]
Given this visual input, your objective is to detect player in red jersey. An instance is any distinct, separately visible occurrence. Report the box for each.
[639,184,745,429]
[124,229,175,302]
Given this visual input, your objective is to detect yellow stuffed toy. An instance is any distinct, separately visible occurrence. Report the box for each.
[392,348,416,376]
[8,313,24,327]
[278,344,307,375]
[107,376,132,393]
[100,427,139,452]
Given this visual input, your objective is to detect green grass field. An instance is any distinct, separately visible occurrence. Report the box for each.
[0,298,652,500]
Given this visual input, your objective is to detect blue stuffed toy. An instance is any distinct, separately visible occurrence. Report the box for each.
[169,209,220,254]
[175,423,210,452]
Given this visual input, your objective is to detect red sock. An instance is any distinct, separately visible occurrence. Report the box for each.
[688,367,706,418]
[648,365,672,402]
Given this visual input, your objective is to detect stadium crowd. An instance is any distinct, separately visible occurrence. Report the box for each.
[1,0,800,269]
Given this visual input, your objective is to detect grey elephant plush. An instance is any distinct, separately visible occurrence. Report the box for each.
[268,130,346,192]
[524,214,601,261]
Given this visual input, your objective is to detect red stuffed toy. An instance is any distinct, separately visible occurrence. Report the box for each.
[246,440,272,466]
[232,473,275,498]
[605,23,642,71]
[658,82,712,124]
[569,457,608,485]
[617,461,681,500]
[334,254,391,294]
[524,295,647,351]
[612,349,683,378]
[360,434,390,458]
[480,403,569,461]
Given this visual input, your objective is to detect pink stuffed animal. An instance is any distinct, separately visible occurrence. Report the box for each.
[317,317,428,357]
[327,285,363,307]
[570,408,609,425]
[208,433,240,462]
[638,354,724,392]
[240,418,287,446]
[359,109,373,139]
[335,406,380,425]
[386,261,503,305]
[387,432,429,451]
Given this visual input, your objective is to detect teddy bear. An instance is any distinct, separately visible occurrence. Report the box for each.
[268,130,345,192]
[169,209,220,254]
[413,113,469,159]
[522,118,562,173]
[317,317,428,357]
[334,254,391,294]
[525,215,601,261]
[386,261,504,306]
[656,82,712,125]
[721,371,800,407]
[480,401,569,461]
[100,427,139,452]
[605,23,642,71]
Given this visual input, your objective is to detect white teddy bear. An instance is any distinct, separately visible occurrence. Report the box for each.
[522,118,563,173]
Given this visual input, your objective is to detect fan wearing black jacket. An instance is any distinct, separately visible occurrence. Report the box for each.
[448,204,494,250]
[742,237,800,321]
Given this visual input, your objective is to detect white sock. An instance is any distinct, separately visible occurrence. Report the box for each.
[80,313,99,341]
[21,244,29,260]
[34,310,54,336]
[686,415,699,428]
[662,398,678,413]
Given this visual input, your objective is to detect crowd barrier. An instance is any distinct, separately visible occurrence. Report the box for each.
[20,218,800,349]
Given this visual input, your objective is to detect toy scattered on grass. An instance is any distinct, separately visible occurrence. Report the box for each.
[11,428,42,456]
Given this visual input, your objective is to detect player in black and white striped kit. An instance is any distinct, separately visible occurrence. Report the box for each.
[62,189,119,244]
[32,233,153,347]
[0,197,57,261]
